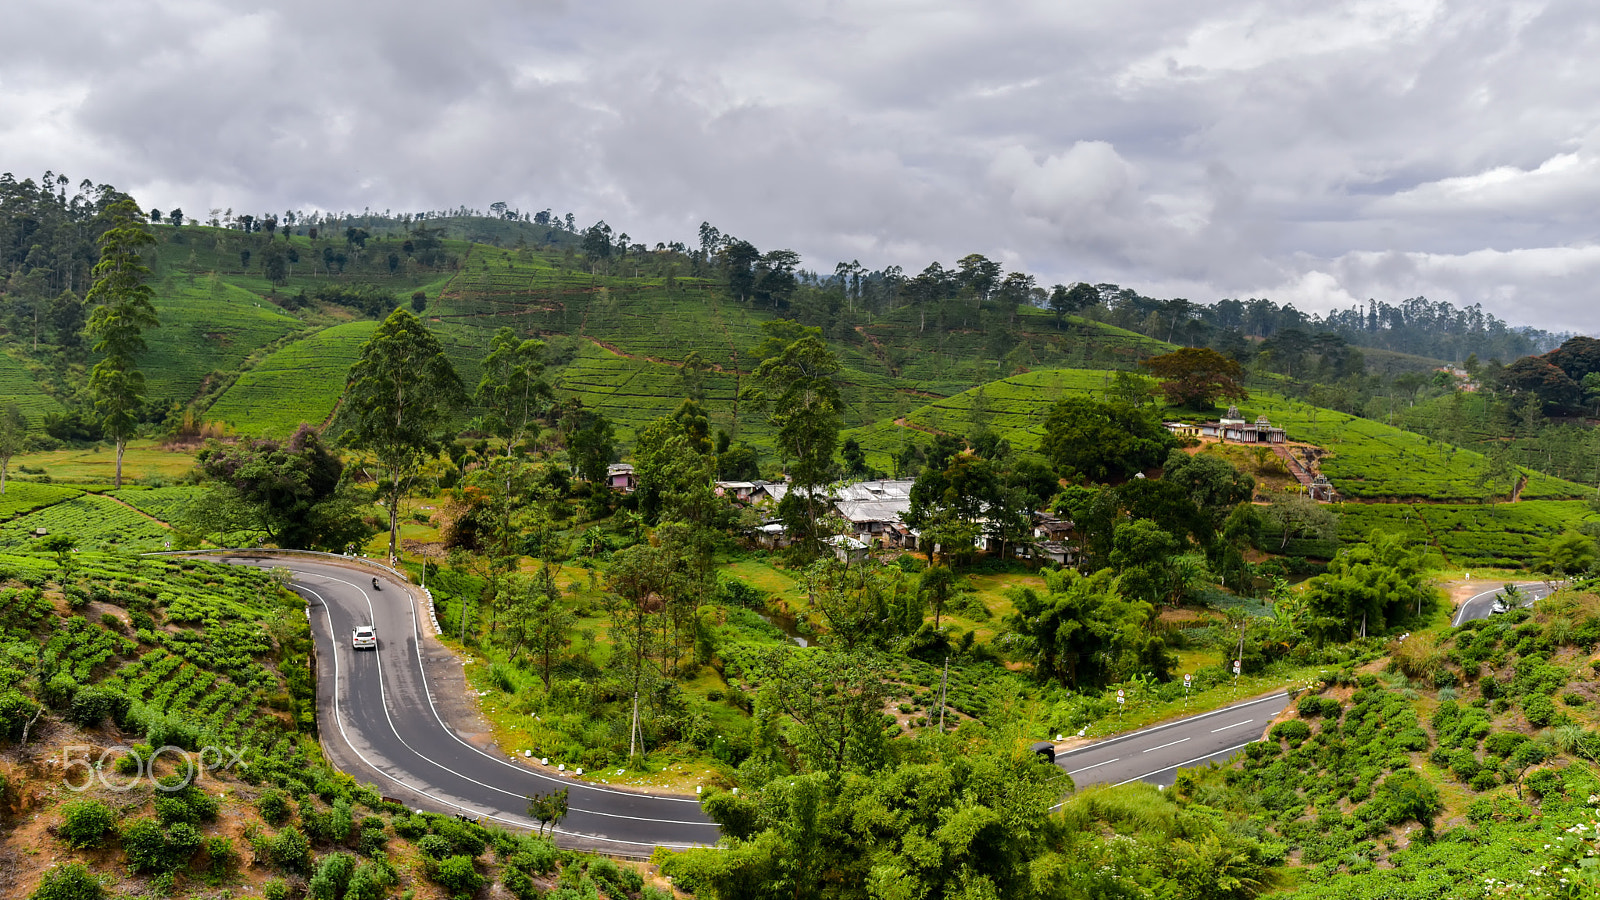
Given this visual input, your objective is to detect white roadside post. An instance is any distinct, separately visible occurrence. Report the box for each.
[1116,688,1125,723]
[1183,673,1192,708]
[1232,659,1242,697]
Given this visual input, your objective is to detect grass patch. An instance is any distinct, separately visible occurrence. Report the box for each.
[9,440,198,483]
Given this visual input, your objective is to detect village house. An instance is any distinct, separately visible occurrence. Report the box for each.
[832,479,917,546]
[713,481,761,503]
[606,463,636,492]
[824,533,871,564]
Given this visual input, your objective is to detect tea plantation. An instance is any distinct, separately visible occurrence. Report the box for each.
[206,320,379,436]
[0,494,171,552]
[0,350,66,420]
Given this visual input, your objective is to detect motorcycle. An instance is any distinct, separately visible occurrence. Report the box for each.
[372,577,381,591]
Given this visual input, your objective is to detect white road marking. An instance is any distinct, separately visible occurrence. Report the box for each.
[1053,691,1289,761]
[1113,740,1257,786]
[1143,738,1190,753]
[1065,757,1119,775]
[289,568,708,850]
[1211,719,1253,733]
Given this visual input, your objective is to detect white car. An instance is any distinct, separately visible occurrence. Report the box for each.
[351,625,377,650]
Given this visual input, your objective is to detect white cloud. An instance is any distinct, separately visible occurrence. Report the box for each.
[0,0,1596,334]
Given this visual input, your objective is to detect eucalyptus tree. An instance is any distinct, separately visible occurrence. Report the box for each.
[475,327,550,456]
[339,308,464,561]
[84,197,160,488]
[745,326,842,551]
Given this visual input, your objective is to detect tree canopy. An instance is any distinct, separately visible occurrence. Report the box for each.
[339,308,464,560]
[1140,347,1248,410]
[1041,398,1178,483]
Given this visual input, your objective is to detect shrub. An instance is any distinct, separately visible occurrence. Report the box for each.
[1271,720,1312,747]
[264,826,313,875]
[508,835,558,875]
[308,852,358,900]
[1524,694,1557,728]
[430,855,486,900]
[1484,731,1529,758]
[262,879,289,900]
[0,689,41,741]
[416,834,453,859]
[392,813,427,839]
[1526,769,1565,799]
[257,788,292,826]
[120,819,173,875]
[330,798,354,843]
[344,860,398,900]
[503,867,541,900]
[590,857,644,894]
[1296,695,1332,718]
[433,816,488,856]
[29,864,104,900]
[1371,770,1442,833]
[67,686,131,728]
[203,836,238,883]
[358,816,387,855]
[57,800,116,849]
[153,777,219,825]
[120,818,200,875]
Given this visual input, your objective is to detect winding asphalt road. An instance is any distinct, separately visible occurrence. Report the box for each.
[1452,581,1555,626]
[1053,692,1292,789]
[202,553,1309,849]
[214,555,718,854]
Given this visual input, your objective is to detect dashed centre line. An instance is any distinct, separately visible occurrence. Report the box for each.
[1143,737,1190,753]
[1211,719,1254,733]
[1066,757,1120,775]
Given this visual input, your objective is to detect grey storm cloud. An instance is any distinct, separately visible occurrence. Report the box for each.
[3,0,1599,331]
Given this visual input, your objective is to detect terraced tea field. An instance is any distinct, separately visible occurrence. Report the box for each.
[0,351,66,419]
[0,494,171,551]
[847,368,1590,503]
[1338,500,1600,568]
[110,485,208,523]
[1232,394,1587,502]
[143,270,305,404]
[206,320,378,435]
[0,481,81,519]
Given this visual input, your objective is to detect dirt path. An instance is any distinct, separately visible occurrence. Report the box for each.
[893,417,951,436]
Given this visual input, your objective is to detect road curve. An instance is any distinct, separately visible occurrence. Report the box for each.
[1453,581,1554,627]
[213,555,719,854]
[1054,692,1293,789]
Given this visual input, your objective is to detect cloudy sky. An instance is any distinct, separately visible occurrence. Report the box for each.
[4,0,1598,331]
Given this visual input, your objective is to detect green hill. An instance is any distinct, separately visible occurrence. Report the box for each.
[142,269,305,406]
[93,227,1173,454]
[847,367,1589,503]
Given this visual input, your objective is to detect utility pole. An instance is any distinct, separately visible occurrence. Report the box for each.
[937,656,950,731]
[628,691,642,761]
